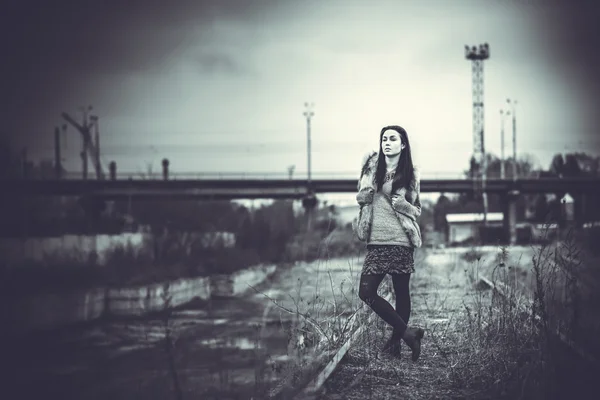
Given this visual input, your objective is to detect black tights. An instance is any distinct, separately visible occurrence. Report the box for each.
[358,273,411,339]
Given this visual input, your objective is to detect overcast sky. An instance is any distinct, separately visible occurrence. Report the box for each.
[2,0,600,178]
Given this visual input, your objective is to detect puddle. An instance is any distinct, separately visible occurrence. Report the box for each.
[209,318,229,325]
[196,337,261,350]
[172,309,208,318]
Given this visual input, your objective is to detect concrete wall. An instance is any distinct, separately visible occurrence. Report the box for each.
[0,231,237,267]
[0,233,148,267]
[7,264,277,336]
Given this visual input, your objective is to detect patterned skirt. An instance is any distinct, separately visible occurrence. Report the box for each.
[362,245,415,275]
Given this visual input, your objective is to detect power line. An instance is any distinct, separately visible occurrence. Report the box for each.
[21,138,600,152]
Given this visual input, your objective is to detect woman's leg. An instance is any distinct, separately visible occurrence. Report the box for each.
[392,273,411,325]
[383,273,411,356]
[358,273,408,336]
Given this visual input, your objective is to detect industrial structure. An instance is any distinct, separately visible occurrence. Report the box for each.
[61,106,104,180]
[465,43,490,222]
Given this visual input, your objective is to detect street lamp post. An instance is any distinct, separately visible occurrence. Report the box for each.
[500,109,507,179]
[303,102,314,185]
[302,102,316,232]
[506,98,518,179]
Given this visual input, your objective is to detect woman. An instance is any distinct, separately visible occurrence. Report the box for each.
[354,125,424,361]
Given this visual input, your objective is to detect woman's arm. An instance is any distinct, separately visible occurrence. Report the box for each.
[356,151,377,205]
[392,191,421,220]
[391,171,422,220]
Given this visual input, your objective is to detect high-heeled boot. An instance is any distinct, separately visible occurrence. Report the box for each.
[402,326,425,361]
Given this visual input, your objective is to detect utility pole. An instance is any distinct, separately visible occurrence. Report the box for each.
[62,106,105,180]
[81,125,88,180]
[82,106,90,179]
[90,114,100,175]
[506,98,518,180]
[465,43,490,228]
[303,102,314,184]
[302,102,316,232]
[500,109,506,179]
[61,124,68,148]
[54,127,62,179]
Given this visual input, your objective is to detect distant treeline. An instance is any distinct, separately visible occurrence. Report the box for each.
[432,151,600,231]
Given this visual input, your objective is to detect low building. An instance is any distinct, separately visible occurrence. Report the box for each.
[445,212,504,244]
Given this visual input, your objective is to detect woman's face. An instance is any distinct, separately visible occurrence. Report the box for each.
[381,129,404,157]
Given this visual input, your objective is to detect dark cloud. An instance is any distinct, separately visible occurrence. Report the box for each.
[194,50,246,75]
[537,0,600,139]
[1,0,281,141]
[1,0,280,76]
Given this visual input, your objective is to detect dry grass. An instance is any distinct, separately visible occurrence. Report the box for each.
[261,254,367,399]
[321,228,600,400]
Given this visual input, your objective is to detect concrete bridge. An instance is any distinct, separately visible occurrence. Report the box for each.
[4,177,600,198]
[4,176,599,245]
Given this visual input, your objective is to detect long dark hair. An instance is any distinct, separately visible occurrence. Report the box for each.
[375,125,415,193]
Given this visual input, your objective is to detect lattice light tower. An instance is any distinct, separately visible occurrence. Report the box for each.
[465,43,490,204]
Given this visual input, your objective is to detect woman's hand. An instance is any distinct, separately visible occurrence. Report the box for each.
[356,188,375,206]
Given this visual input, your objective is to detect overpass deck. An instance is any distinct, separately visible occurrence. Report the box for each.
[2,177,599,200]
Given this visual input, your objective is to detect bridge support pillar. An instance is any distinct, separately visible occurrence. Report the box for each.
[502,190,519,245]
[109,161,117,180]
[162,159,170,180]
[302,191,317,232]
